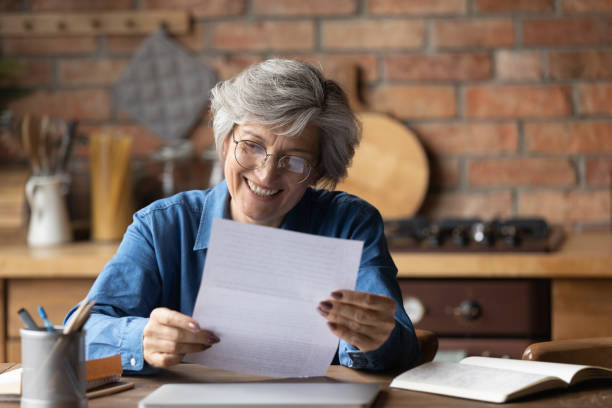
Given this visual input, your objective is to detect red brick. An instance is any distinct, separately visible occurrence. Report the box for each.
[212,21,314,51]
[253,0,356,16]
[0,59,52,87]
[495,50,544,80]
[550,51,612,79]
[519,190,610,224]
[368,85,456,119]
[577,83,612,115]
[106,22,205,53]
[143,0,246,17]
[434,19,514,48]
[58,59,128,86]
[282,54,379,82]
[421,191,513,219]
[31,0,132,10]
[322,19,425,50]
[465,85,571,118]
[525,121,612,153]
[475,0,554,13]
[202,55,264,81]
[384,53,492,81]
[523,18,601,46]
[429,158,461,188]
[8,89,111,121]
[369,0,467,15]
[586,158,612,186]
[562,0,612,13]
[1,36,97,56]
[607,19,612,43]
[413,123,518,155]
[468,158,576,187]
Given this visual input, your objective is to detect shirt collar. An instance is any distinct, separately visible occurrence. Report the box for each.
[193,181,315,250]
[193,180,230,251]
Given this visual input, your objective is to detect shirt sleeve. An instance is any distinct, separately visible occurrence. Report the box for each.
[336,203,420,371]
[64,210,161,374]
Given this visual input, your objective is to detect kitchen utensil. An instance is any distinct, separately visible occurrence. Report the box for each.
[21,114,41,175]
[113,28,216,144]
[333,64,429,218]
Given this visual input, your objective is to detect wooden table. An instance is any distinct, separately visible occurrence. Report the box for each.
[1,363,610,408]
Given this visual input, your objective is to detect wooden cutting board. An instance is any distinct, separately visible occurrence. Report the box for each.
[333,65,429,219]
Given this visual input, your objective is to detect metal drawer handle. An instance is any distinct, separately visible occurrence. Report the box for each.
[453,300,482,321]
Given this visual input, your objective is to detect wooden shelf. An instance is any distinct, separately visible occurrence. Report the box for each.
[0,11,189,36]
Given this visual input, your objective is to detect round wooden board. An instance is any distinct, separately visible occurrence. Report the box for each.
[335,112,429,219]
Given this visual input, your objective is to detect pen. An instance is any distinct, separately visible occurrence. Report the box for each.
[37,306,55,332]
[18,308,40,330]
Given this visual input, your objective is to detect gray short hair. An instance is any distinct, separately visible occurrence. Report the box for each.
[210,58,361,188]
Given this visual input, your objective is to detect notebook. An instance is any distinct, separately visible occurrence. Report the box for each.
[138,382,381,408]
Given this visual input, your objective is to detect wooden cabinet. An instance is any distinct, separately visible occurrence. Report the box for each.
[399,278,551,358]
[4,278,94,362]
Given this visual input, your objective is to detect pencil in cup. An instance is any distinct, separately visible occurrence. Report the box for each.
[24,298,96,405]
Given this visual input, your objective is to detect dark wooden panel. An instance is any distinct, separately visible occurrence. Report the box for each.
[399,278,550,337]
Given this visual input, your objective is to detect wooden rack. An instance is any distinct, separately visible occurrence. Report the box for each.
[0,11,189,36]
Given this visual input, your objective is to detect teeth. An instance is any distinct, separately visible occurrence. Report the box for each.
[247,179,280,196]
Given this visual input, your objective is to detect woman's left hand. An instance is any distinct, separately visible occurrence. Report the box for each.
[318,290,396,352]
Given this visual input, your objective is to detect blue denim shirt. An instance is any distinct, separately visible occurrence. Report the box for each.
[67,180,419,374]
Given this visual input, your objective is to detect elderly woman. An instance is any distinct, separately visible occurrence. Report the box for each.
[70,59,419,374]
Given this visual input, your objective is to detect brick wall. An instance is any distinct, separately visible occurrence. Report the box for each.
[1,0,611,231]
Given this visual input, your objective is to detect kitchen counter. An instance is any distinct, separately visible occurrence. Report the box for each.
[393,232,612,278]
[0,232,609,278]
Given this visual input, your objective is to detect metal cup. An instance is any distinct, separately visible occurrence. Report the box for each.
[20,328,87,408]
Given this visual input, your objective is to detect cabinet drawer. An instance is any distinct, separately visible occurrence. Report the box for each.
[7,278,94,338]
[399,279,550,337]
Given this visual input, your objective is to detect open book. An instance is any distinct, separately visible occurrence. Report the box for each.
[390,356,612,403]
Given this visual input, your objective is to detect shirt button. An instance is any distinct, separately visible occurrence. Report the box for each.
[130,357,136,367]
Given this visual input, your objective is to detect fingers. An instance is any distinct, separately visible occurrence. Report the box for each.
[143,307,220,369]
[318,290,397,353]
[150,307,200,333]
[326,322,381,352]
[330,290,396,312]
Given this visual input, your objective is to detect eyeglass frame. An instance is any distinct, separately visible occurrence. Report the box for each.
[231,129,316,184]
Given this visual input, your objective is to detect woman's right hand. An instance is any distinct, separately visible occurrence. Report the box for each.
[143,307,220,368]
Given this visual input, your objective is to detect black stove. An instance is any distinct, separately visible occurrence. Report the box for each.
[384,217,564,252]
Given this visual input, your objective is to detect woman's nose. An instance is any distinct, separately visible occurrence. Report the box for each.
[255,156,280,180]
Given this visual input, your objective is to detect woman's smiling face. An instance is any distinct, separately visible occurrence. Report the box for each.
[223,123,320,228]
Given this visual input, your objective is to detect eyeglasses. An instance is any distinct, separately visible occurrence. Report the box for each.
[232,132,314,184]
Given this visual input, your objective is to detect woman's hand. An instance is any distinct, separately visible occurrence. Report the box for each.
[317,290,396,352]
[143,307,220,368]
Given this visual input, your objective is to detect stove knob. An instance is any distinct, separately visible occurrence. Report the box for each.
[403,296,426,324]
[452,300,482,321]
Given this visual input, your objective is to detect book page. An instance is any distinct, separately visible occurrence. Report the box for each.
[461,356,592,384]
[185,219,363,377]
[0,367,21,395]
[390,362,562,403]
